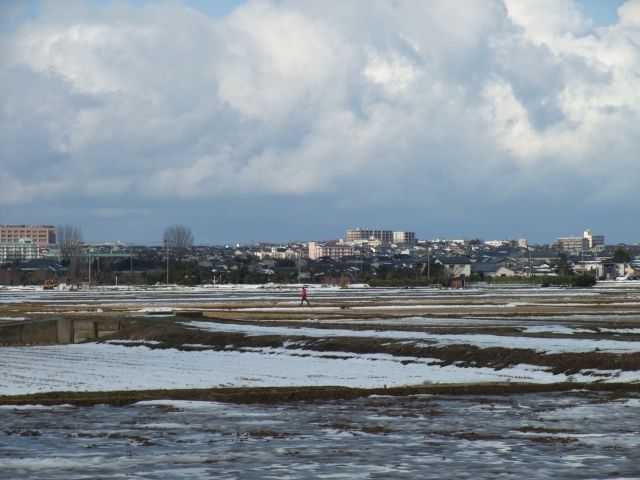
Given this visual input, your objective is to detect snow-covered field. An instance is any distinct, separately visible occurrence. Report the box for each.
[186,320,640,354]
[1,342,611,396]
[1,285,640,396]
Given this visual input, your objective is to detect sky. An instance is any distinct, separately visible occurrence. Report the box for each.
[0,0,638,245]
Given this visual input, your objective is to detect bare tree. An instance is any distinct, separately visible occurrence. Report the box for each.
[57,225,84,262]
[163,225,194,260]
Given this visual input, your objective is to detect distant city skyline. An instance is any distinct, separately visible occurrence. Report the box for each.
[1,0,638,244]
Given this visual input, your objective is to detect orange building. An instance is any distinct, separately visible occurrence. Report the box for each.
[0,225,56,248]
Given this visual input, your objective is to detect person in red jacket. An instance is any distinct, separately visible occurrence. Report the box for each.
[300,286,310,306]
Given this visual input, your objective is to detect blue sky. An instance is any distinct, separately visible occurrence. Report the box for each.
[578,0,627,25]
[1,0,639,245]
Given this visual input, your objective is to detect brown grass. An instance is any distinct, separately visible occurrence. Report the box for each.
[1,382,638,407]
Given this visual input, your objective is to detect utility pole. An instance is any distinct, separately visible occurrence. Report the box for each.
[166,241,169,285]
[88,254,91,289]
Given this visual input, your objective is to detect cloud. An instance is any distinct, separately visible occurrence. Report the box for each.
[1,0,639,241]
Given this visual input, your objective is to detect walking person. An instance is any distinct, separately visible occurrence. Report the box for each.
[300,286,310,306]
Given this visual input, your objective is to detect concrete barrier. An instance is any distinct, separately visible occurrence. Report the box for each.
[0,318,124,345]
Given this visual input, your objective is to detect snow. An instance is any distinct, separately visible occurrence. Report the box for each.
[0,342,616,396]
[522,325,595,334]
[0,404,72,410]
[185,321,640,354]
[2,285,640,396]
[522,326,640,335]
[599,328,640,334]
[105,339,162,345]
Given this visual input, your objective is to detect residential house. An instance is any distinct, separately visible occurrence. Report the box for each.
[472,263,515,279]
[435,256,471,278]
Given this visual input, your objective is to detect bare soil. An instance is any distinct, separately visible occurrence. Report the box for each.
[1,382,638,407]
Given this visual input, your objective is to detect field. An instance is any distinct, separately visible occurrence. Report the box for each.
[1,283,639,478]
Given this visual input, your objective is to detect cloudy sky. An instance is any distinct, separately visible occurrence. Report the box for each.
[1,0,638,245]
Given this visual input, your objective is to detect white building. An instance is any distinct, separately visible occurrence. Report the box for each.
[346,229,394,244]
[583,229,605,252]
[254,247,299,261]
[0,239,39,264]
[484,240,511,248]
[393,231,416,245]
[554,228,605,253]
[553,236,588,253]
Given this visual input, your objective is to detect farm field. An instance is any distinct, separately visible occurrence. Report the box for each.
[1,392,639,479]
[2,284,640,395]
[1,284,639,478]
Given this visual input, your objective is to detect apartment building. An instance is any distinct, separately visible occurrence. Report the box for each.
[583,229,605,252]
[308,241,354,260]
[553,236,588,253]
[553,228,605,253]
[393,231,416,245]
[0,225,56,249]
[0,239,39,265]
[346,228,394,244]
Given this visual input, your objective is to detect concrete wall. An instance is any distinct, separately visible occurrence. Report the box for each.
[0,318,123,345]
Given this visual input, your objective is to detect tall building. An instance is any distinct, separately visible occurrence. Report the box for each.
[346,228,394,244]
[0,225,56,249]
[393,231,416,245]
[583,229,605,252]
[553,228,605,253]
[553,236,588,254]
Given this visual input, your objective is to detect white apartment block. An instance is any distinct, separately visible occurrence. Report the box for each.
[346,228,398,245]
[254,247,299,260]
[553,236,588,253]
[393,231,416,245]
[0,239,39,264]
[554,228,605,253]
[583,229,605,252]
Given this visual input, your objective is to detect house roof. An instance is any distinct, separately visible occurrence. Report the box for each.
[472,263,514,273]
[17,259,67,273]
[436,255,471,265]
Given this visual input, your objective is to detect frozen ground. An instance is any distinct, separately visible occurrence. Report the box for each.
[0,342,607,396]
[1,285,640,395]
[1,392,638,479]
[2,283,640,308]
[185,320,640,354]
[2,285,639,478]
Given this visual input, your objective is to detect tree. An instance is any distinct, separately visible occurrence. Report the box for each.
[555,252,572,276]
[57,225,84,262]
[163,225,194,260]
[612,247,632,263]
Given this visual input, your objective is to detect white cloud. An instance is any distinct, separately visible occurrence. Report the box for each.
[1,0,639,221]
[363,50,422,94]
